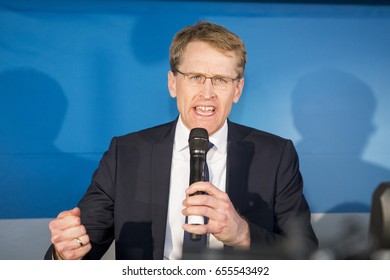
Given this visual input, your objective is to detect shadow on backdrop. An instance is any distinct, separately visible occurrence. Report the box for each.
[0,68,98,219]
[292,68,390,213]
[131,13,205,65]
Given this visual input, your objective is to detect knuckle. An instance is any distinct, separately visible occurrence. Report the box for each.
[50,237,57,245]
[79,225,87,235]
[51,233,62,244]
[48,220,57,231]
[220,213,228,224]
[203,195,212,205]
[223,192,229,198]
[197,206,205,216]
[55,243,66,253]
[204,207,211,217]
[214,222,224,234]
[74,216,81,226]
[83,244,92,253]
[221,192,229,200]
[221,201,230,211]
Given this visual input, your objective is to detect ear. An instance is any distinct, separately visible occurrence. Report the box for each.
[233,77,244,103]
[168,71,177,98]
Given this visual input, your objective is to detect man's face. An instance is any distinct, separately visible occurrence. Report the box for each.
[168,41,244,136]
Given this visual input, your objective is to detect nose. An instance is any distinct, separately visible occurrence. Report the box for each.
[203,78,215,99]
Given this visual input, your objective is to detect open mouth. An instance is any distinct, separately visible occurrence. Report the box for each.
[195,106,216,116]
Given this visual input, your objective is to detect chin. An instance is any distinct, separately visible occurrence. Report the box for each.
[204,126,217,136]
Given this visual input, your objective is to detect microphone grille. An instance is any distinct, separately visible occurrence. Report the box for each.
[189,128,209,152]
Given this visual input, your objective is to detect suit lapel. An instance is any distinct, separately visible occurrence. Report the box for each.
[226,121,252,213]
[150,121,176,259]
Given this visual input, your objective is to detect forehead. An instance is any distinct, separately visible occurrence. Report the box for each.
[180,41,238,74]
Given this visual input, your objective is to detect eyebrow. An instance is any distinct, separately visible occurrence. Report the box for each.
[184,71,233,78]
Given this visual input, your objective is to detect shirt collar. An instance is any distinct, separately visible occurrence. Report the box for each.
[174,116,227,154]
[174,117,190,152]
[209,120,227,155]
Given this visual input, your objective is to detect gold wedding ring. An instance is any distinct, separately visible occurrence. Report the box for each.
[76,237,84,247]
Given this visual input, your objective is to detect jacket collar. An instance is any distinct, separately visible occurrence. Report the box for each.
[226,120,253,212]
[150,118,177,259]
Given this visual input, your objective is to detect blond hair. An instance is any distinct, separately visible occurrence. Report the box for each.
[169,21,247,78]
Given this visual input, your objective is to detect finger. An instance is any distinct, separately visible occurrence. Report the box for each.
[49,214,81,231]
[75,242,92,258]
[76,234,91,248]
[183,205,226,223]
[183,192,214,204]
[56,240,92,260]
[183,193,231,215]
[50,224,87,245]
[183,221,228,235]
[182,223,209,235]
[53,231,90,258]
[63,224,87,240]
[186,182,227,199]
[183,192,211,207]
[60,231,89,250]
[73,243,92,260]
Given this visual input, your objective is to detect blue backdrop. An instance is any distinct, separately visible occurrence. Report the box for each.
[1,0,390,220]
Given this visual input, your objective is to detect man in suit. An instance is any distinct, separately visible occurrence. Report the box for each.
[46,21,318,260]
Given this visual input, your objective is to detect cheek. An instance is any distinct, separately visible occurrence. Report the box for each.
[176,89,195,108]
[175,94,191,114]
[221,95,236,110]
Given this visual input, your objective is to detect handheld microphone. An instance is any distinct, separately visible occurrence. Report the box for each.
[188,127,209,241]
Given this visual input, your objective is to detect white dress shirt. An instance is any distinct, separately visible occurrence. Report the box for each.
[163,117,227,260]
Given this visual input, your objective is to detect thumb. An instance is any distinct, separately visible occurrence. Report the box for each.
[57,207,80,219]
[70,207,81,216]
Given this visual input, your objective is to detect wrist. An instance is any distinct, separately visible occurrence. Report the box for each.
[234,218,250,250]
[53,247,63,260]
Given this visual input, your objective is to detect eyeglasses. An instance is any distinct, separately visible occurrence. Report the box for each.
[175,69,241,91]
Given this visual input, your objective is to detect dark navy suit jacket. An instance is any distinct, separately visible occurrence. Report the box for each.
[45,119,318,259]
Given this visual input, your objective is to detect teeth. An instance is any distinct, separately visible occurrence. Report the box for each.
[196,106,215,112]
[195,106,215,115]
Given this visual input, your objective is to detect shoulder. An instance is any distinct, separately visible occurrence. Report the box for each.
[228,120,291,148]
[115,120,177,144]
[228,121,300,166]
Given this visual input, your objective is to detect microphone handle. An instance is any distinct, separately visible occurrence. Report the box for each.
[189,153,207,240]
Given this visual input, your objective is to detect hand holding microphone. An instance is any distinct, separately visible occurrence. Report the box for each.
[187,127,210,241]
[183,128,250,249]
